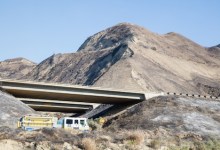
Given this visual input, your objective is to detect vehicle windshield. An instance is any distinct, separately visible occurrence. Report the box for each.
[80,120,85,126]
[74,120,79,124]
[66,119,73,124]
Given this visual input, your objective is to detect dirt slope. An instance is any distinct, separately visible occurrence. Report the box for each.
[1,96,220,149]
[105,96,220,139]
[0,57,36,79]
[21,23,220,95]
[0,58,36,128]
[0,91,35,128]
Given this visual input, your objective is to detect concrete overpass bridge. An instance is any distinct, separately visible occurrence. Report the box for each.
[0,80,148,113]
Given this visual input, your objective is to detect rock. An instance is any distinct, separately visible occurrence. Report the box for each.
[62,142,71,150]
[0,140,24,150]
[36,141,51,150]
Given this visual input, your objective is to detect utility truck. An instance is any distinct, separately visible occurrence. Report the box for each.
[17,115,90,131]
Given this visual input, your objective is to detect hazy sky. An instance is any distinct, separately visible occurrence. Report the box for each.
[0,0,219,63]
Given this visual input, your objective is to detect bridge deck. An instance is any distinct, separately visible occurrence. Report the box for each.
[0,80,146,112]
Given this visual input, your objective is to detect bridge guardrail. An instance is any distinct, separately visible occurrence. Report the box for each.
[166,92,219,100]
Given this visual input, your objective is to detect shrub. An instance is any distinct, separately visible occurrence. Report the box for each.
[99,135,112,142]
[194,139,220,150]
[82,138,96,150]
[151,47,157,51]
[88,119,102,131]
[127,130,145,145]
[149,139,161,149]
[41,128,55,136]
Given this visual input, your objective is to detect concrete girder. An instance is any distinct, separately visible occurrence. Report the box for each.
[0,80,145,104]
[28,104,90,113]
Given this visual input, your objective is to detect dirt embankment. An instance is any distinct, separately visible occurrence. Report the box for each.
[0,91,35,128]
[1,95,220,150]
[105,96,220,139]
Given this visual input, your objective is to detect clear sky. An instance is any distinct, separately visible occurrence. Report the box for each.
[0,0,219,63]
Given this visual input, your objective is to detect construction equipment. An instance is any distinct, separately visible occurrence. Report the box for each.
[18,115,90,131]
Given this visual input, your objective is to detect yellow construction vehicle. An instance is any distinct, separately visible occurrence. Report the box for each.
[18,115,90,131]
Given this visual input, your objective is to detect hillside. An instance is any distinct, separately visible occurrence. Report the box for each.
[0,91,35,128]
[207,44,220,58]
[20,23,220,95]
[0,57,36,79]
[1,96,220,150]
[105,96,220,138]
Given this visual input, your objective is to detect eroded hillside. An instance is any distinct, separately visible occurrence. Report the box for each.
[19,23,220,95]
[0,58,36,79]
[105,96,220,138]
[1,96,220,150]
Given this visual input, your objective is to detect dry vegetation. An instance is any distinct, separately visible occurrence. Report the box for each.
[88,119,102,131]
[1,125,220,150]
[126,130,145,145]
[82,138,96,150]
[1,95,220,150]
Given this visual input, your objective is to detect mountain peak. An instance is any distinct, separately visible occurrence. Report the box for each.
[164,32,190,41]
[109,22,146,32]
[4,57,26,62]
[3,57,36,65]
[77,23,153,52]
[77,23,134,52]
[0,57,36,79]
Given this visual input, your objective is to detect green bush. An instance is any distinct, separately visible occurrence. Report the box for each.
[88,119,102,131]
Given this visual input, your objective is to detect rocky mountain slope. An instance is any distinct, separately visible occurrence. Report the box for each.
[0,58,36,79]
[207,44,220,58]
[18,23,220,95]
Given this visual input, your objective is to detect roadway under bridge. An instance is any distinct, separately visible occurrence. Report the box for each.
[0,80,147,113]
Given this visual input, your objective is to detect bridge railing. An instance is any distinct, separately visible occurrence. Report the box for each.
[166,92,219,100]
